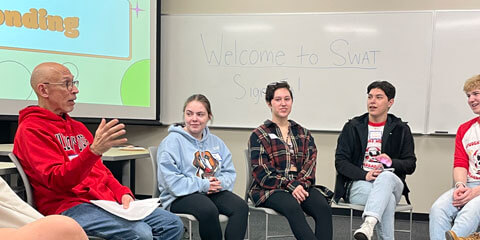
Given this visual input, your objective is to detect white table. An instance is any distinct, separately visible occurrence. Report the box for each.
[0,147,18,184]
[0,143,13,156]
[0,162,19,191]
[0,144,149,194]
[0,162,17,175]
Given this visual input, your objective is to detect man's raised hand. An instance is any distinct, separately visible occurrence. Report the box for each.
[90,119,128,155]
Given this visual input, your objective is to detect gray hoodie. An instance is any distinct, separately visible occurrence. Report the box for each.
[157,125,236,209]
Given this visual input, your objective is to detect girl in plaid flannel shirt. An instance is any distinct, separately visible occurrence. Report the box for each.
[248,81,333,240]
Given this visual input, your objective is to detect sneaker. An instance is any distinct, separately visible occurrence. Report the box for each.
[446,230,480,240]
[353,220,375,240]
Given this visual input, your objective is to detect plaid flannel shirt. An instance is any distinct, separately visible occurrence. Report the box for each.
[248,120,317,206]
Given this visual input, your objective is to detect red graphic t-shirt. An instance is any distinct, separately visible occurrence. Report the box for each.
[363,121,385,171]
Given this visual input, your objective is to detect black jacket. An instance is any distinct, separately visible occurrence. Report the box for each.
[334,113,416,204]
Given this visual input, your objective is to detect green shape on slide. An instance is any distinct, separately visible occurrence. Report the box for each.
[121,60,150,107]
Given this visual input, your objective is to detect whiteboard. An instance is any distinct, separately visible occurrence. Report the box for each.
[427,11,480,134]
[160,12,434,133]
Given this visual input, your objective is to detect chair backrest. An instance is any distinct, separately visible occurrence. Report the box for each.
[243,149,253,202]
[8,153,34,207]
[148,146,160,198]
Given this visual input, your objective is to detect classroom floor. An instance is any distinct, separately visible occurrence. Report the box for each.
[180,211,429,239]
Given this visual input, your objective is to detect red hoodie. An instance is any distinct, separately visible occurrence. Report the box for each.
[13,106,132,215]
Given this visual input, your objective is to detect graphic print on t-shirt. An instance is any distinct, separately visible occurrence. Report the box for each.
[193,151,219,179]
[363,124,385,171]
[474,150,480,173]
[459,120,480,181]
[466,144,480,180]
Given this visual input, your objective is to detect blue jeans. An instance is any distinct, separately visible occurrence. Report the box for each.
[62,203,183,240]
[349,171,404,240]
[430,181,480,240]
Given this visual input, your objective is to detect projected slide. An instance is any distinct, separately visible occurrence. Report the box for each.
[0,0,156,120]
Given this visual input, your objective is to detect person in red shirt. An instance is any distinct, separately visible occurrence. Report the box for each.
[431,75,480,240]
[13,62,183,240]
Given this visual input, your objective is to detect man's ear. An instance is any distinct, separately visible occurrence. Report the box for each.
[37,84,49,98]
[388,98,394,108]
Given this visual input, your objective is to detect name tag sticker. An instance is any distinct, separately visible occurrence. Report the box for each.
[68,154,78,160]
[212,153,222,161]
[268,133,279,139]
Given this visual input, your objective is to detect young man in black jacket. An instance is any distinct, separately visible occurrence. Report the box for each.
[334,81,416,240]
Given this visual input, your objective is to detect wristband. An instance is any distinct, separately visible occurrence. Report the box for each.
[455,182,466,189]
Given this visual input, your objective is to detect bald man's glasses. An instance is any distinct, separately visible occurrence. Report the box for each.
[43,80,79,91]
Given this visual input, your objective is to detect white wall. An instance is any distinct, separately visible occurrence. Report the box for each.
[126,0,480,214]
[161,0,480,14]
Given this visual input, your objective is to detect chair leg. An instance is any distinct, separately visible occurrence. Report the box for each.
[350,209,353,240]
[246,212,250,240]
[409,208,413,240]
[265,213,269,240]
[189,220,192,240]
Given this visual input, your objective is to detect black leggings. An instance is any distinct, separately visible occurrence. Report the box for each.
[261,188,333,240]
[170,191,248,240]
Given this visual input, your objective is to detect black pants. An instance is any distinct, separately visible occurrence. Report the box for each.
[170,191,248,240]
[261,188,333,240]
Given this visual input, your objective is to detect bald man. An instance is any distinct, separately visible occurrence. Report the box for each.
[13,62,183,240]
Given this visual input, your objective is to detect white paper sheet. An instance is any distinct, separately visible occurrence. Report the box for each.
[90,198,161,221]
